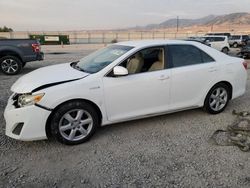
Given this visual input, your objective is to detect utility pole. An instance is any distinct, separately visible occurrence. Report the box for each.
[177,16,179,32]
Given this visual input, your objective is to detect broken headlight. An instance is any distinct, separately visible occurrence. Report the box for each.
[17,93,45,107]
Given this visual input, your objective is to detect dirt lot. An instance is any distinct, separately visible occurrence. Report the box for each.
[0,45,250,188]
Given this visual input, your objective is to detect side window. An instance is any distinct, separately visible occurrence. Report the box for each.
[242,35,248,40]
[201,51,215,63]
[214,37,224,42]
[169,45,213,68]
[118,47,165,75]
[208,37,214,42]
[206,37,213,42]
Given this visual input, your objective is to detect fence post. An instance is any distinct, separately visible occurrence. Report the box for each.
[128,32,130,41]
[87,32,91,44]
[9,32,13,39]
[102,33,105,44]
[74,31,77,44]
[116,33,118,41]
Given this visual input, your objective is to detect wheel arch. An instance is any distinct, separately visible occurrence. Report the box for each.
[204,81,233,104]
[221,46,229,52]
[0,50,23,62]
[45,98,103,138]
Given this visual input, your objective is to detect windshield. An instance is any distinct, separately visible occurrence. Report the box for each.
[230,35,240,40]
[77,45,133,73]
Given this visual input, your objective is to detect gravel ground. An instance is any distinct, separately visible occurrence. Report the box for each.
[0,45,250,188]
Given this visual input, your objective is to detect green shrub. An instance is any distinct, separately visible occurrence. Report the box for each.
[0,26,13,32]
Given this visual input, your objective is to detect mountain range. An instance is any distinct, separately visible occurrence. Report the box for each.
[135,12,250,30]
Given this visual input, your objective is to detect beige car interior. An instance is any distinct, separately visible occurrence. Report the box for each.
[126,52,144,74]
[148,49,164,72]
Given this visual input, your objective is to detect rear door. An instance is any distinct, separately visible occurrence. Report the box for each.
[168,44,218,109]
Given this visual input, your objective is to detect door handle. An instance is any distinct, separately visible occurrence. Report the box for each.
[158,75,170,80]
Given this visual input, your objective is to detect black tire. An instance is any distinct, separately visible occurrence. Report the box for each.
[221,47,229,54]
[0,55,23,75]
[204,83,230,114]
[22,62,26,67]
[50,101,99,145]
[233,43,238,48]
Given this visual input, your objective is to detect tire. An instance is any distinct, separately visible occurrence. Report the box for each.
[233,43,238,48]
[22,62,26,67]
[50,101,99,145]
[221,47,229,54]
[204,83,230,114]
[0,56,23,75]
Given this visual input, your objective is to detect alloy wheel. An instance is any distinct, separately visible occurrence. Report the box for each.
[1,59,19,74]
[59,109,93,141]
[209,87,228,112]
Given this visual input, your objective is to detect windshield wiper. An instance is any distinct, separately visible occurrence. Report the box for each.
[71,61,83,71]
[74,64,81,70]
[71,61,92,73]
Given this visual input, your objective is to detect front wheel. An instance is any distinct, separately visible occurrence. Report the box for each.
[204,83,230,114]
[50,101,99,145]
[22,62,26,67]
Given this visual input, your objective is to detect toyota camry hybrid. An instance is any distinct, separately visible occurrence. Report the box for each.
[4,40,248,145]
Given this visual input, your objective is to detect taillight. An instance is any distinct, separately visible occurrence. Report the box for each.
[243,61,248,70]
[32,43,40,53]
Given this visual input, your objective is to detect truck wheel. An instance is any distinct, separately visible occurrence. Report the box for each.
[22,62,26,67]
[0,56,23,75]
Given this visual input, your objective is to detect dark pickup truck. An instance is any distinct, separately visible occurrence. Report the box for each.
[0,39,44,75]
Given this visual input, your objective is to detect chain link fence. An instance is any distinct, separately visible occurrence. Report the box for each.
[0,31,207,44]
[0,28,249,44]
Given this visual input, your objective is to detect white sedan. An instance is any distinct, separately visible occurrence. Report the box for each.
[4,40,248,145]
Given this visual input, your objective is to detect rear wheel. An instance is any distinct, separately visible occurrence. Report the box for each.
[233,43,238,48]
[50,101,99,145]
[0,56,23,75]
[221,47,229,54]
[204,83,230,114]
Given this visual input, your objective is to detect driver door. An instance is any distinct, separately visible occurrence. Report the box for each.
[102,46,171,122]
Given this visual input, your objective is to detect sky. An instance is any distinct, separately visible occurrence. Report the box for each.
[0,0,249,31]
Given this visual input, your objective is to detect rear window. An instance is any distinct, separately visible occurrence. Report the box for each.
[168,45,215,68]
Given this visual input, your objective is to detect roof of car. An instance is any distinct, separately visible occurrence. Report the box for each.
[204,35,227,38]
[117,40,200,48]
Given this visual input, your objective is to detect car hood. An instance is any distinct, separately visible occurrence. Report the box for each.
[11,63,89,93]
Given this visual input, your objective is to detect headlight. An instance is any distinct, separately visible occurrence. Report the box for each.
[18,93,45,107]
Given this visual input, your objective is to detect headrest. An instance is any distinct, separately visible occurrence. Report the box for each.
[135,52,142,59]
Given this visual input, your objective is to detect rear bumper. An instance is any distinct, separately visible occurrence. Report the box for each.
[23,52,44,62]
[36,52,44,61]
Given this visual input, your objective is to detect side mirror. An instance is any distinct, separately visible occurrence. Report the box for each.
[113,66,128,76]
